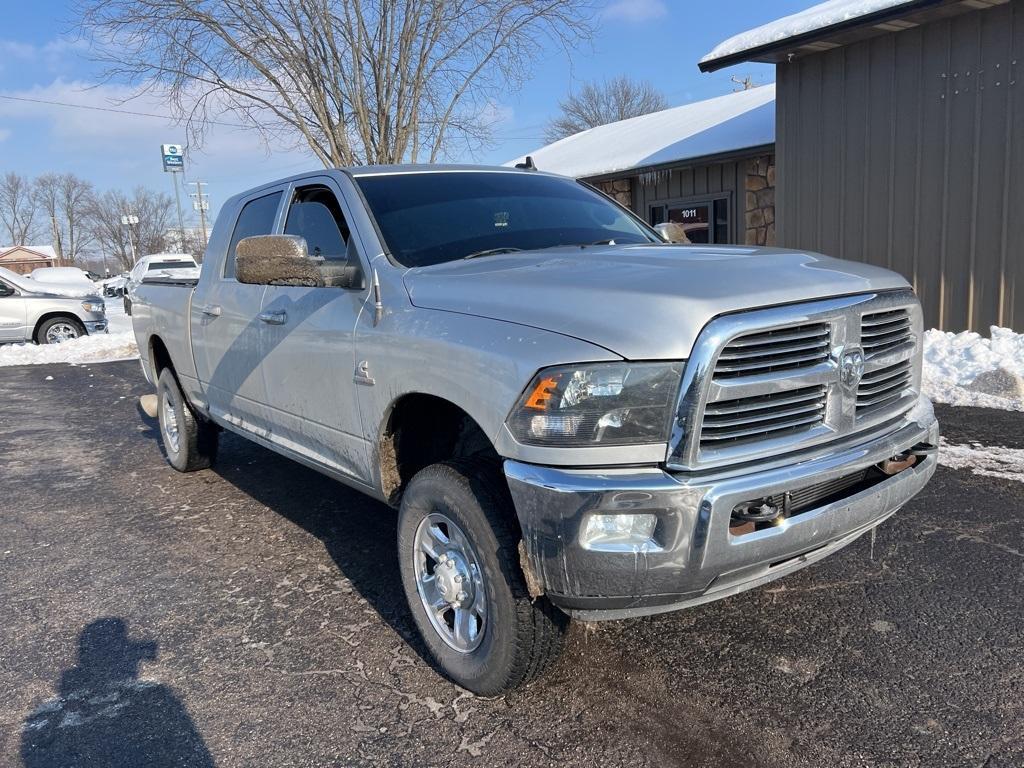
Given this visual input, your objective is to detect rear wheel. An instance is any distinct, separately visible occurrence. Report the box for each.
[36,316,85,345]
[397,461,568,695]
[156,368,218,472]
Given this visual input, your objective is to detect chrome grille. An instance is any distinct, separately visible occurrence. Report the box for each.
[669,291,923,471]
[701,385,827,448]
[714,323,830,378]
[860,308,912,357]
[857,359,912,415]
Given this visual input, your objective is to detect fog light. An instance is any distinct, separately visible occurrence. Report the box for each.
[581,513,658,552]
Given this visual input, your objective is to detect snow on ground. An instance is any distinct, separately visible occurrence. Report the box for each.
[938,438,1024,484]
[0,302,138,367]
[922,327,1024,411]
[701,0,917,64]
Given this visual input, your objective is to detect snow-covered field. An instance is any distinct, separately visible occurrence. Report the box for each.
[0,302,137,367]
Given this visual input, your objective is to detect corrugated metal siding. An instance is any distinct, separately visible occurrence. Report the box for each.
[632,159,748,242]
[777,0,1023,331]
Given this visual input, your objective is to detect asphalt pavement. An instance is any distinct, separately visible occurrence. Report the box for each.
[0,360,1021,767]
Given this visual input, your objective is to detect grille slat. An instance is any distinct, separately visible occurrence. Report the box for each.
[703,386,825,416]
[700,384,827,448]
[703,401,825,429]
[701,412,825,443]
[856,359,912,413]
[861,309,913,357]
[713,323,831,378]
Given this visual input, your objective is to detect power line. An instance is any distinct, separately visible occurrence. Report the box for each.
[0,93,546,139]
[0,93,250,129]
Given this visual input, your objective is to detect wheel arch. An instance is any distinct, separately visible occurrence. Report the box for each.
[32,312,86,341]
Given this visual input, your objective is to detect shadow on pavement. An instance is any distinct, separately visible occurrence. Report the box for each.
[21,618,214,768]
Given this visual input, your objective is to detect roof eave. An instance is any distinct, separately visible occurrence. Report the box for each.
[698,0,944,73]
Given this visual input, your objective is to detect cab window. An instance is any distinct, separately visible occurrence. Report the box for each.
[225,191,283,279]
[284,186,350,261]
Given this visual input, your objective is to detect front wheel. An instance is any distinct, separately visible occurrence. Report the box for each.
[156,368,218,472]
[397,461,568,695]
[36,316,85,345]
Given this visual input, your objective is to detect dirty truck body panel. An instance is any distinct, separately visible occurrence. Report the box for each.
[131,165,937,621]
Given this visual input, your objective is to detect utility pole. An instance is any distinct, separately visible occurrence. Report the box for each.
[50,216,64,266]
[171,172,185,250]
[189,181,210,252]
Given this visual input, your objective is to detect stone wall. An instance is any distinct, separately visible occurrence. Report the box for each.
[744,155,776,246]
[594,177,632,208]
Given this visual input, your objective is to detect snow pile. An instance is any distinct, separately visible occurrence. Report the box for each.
[938,438,1024,484]
[0,331,137,367]
[701,0,916,64]
[0,304,138,367]
[923,327,1024,411]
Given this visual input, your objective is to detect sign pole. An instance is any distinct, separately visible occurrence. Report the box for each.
[171,171,185,249]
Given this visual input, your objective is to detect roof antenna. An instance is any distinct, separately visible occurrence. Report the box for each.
[515,155,537,171]
[372,269,384,326]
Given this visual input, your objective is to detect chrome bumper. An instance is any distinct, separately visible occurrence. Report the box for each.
[505,401,939,620]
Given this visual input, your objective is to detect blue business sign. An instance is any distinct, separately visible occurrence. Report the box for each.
[161,144,184,172]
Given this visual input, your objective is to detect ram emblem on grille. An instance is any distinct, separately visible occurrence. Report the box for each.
[838,348,865,394]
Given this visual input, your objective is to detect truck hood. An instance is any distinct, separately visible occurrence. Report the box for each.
[403,244,911,360]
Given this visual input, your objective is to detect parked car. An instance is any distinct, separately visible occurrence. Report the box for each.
[0,267,106,344]
[30,266,96,289]
[124,254,199,315]
[130,166,938,695]
[102,273,130,298]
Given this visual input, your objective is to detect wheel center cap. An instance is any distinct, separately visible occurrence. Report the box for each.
[435,553,470,604]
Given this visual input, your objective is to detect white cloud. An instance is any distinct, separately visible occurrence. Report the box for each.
[0,38,88,73]
[602,0,668,22]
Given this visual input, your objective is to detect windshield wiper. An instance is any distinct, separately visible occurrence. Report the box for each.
[462,247,523,260]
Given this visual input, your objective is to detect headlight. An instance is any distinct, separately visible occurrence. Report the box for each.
[506,361,684,447]
[81,300,105,313]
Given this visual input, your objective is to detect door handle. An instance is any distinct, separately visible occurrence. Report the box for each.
[258,309,288,325]
[199,304,222,317]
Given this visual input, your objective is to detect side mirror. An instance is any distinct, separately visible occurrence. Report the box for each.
[654,222,691,244]
[236,235,324,287]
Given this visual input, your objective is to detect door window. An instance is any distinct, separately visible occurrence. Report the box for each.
[224,191,283,278]
[650,197,730,244]
[0,280,15,297]
[284,186,350,261]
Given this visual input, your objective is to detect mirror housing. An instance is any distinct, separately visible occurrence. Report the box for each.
[654,222,691,244]
[236,235,324,287]
[235,234,365,289]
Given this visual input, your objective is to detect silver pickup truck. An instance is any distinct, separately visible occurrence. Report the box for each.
[131,165,938,694]
[0,267,107,344]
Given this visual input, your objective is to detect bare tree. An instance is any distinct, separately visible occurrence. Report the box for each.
[0,172,40,246]
[86,187,174,271]
[78,0,595,166]
[544,76,668,142]
[34,173,96,265]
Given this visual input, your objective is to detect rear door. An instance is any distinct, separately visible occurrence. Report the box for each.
[0,278,27,341]
[256,178,373,483]
[192,189,284,434]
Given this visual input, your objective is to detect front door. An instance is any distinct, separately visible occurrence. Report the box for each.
[257,179,372,483]
[0,280,26,342]
[192,189,283,434]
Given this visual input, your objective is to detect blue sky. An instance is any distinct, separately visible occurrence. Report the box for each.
[0,0,811,224]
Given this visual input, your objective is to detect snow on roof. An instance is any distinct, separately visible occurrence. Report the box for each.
[701,0,918,65]
[506,85,775,179]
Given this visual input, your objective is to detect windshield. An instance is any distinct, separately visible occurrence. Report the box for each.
[355,171,657,267]
[148,261,195,271]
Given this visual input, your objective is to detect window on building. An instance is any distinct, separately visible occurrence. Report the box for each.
[649,197,730,244]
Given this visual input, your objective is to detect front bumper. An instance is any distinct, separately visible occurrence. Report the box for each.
[84,319,108,334]
[505,401,939,620]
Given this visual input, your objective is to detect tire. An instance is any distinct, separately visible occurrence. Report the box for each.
[35,316,85,345]
[397,460,568,695]
[156,367,218,472]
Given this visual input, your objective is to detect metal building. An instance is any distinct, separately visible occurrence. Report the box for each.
[701,0,1023,331]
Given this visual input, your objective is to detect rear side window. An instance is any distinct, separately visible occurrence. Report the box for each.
[147,261,195,271]
[284,186,350,261]
[225,191,282,278]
